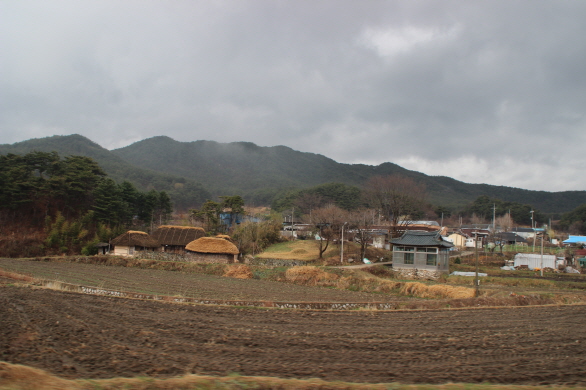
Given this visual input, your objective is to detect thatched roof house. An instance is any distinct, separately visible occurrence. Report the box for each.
[215,234,234,242]
[185,237,239,264]
[110,231,159,256]
[151,225,206,253]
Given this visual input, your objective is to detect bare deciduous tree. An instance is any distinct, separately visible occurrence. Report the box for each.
[294,193,325,223]
[362,175,427,238]
[346,208,377,261]
[310,204,346,259]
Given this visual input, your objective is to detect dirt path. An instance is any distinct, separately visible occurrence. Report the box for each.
[2,286,585,385]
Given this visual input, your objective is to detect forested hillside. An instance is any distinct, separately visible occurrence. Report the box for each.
[0,135,210,211]
[113,136,586,214]
[2,134,585,214]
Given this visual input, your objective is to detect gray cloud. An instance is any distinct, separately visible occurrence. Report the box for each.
[1,0,585,191]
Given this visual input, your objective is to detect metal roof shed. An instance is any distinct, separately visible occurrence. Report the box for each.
[390,231,453,273]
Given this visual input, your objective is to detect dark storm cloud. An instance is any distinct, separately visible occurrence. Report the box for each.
[1,0,585,190]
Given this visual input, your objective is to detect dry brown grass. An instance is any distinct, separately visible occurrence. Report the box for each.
[256,240,337,261]
[283,267,478,299]
[223,264,253,279]
[0,361,579,390]
[400,282,476,299]
[285,266,340,286]
[0,268,36,283]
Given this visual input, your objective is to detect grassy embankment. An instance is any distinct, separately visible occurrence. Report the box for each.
[0,361,579,390]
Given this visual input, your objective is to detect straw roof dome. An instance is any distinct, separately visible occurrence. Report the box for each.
[185,237,239,255]
[215,234,233,242]
[151,225,205,245]
[111,231,159,248]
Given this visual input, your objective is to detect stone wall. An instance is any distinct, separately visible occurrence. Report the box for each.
[133,251,187,262]
[185,252,236,264]
[247,258,316,267]
[394,268,444,280]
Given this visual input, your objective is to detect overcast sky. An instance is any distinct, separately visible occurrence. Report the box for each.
[2,1,585,192]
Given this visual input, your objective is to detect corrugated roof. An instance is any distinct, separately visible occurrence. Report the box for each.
[391,231,453,248]
[563,236,586,244]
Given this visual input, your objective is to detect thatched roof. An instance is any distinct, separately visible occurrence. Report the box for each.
[111,231,159,248]
[215,234,233,242]
[151,225,205,246]
[185,237,239,255]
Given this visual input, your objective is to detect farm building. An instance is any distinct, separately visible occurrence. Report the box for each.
[390,231,453,278]
[563,236,586,245]
[150,225,205,254]
[185,237,239,264]
[110,231,159,256]
[513,253,565,270]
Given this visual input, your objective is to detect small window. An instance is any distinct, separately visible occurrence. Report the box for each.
[425,248,437,253]
[403,247,415,252]
[426,253,437,266]
[404,253,414,264]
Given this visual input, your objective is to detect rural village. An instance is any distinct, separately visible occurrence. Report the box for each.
[2,153,586,389]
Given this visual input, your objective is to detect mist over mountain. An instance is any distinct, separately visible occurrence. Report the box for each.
[2,134,585,214]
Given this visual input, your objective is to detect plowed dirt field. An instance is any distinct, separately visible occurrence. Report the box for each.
[2,285,586,386]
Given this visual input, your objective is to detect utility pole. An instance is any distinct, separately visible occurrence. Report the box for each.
[474,231,480,297]
[540,229,544,277]
[493,204,496,231]
[291,207,295,239]
[340,222,348,263]
[530,210,535,252]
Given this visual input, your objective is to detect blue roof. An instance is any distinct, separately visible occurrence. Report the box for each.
[563,236,586,244]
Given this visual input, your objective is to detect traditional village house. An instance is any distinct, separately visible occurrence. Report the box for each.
[150,225,205,254]
[390,230,453,278]
[110,231,159,256]
[185,237,239,264]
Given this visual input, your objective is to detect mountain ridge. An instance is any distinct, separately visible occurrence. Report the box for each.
[1,134,584,214]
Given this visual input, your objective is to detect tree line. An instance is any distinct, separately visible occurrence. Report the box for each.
[0,151,173,256]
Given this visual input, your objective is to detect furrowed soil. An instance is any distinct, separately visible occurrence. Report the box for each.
[2,285,586,386]
[0,258,405,303]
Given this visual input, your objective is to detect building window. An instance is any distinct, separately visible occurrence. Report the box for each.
[404,253,414,264]
[426,253,437,266]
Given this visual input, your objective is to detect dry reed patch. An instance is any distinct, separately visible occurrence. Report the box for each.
[223,264,253,279]
[336,272,400,293]
[285,266,339,287]
[400,282,476,299]
[0,268,36,283]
